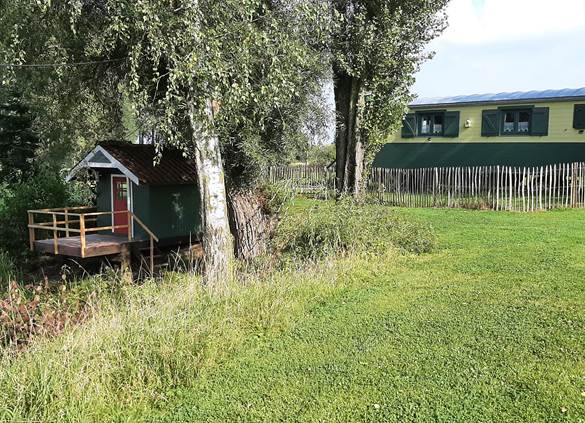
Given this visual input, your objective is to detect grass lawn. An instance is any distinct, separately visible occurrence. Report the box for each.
[156,203,585,422]
[2,201,585,422]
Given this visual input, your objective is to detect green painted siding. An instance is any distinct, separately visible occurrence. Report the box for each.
[131,183,150,239]
[373,142,585,169]
[147,185,201,240]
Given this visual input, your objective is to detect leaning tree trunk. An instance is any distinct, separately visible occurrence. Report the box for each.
[188,98,233,287]
[334,70,365,199]
[228,190,274,260]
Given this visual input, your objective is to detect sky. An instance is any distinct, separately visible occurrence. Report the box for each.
[412,0,585,98]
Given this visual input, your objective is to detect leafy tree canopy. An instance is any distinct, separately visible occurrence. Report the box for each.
[0,0,331,186]
[332,0,449,156]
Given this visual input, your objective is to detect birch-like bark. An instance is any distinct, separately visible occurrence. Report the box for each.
[188,98,233,287]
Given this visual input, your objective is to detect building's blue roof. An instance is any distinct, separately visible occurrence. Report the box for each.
[411,87,585,107]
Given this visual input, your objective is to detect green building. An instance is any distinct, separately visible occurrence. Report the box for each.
[67,142,201,244]
[373,88,585,168]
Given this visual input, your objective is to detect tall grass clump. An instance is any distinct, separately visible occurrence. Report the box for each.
[275,199,436,261]
[0,263,344,422]
[0,251,15,292]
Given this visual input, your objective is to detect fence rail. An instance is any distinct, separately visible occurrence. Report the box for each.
[268,163,585,212]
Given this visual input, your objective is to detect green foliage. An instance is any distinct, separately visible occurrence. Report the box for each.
[0,171,71,258]
[0,90,41,184]
[303,143,336,166]
[331,0,450,157]
[1,207,585,420]
[258,181,295,216]
[0,0,331,187]
[275,199,435,260]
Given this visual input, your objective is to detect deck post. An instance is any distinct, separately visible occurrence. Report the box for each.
[28,211,35,251]
[150,237,154,275]
[64,209,70,237]
[52,213,59,254]
[127,211,132,241]
[80,214,86,258]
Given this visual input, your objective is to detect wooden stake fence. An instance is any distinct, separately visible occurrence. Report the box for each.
[269,163,585,212]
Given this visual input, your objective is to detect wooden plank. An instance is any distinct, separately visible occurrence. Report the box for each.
[80,214,86,258]
[28,211,35,251]
[65,210,70,237]
[52,214,58,255]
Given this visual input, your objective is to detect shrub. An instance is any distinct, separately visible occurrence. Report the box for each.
[259,181,295,216]
[274,200,436,261]
[0,171,72,259]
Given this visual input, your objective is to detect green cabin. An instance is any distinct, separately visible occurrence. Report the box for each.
[67,142,201,244]
[374,87,585,168]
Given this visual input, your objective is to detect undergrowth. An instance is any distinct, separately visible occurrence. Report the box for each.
[275,199,436,260]
[0,197,435,421]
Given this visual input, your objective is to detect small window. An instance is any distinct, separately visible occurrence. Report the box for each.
[418,112,445,136]
[518,111,530,133]
[501,109,532,135]
[433,115,443,135]
[503,112,515,133]
[117,181,128,200]
[574,104,585,130]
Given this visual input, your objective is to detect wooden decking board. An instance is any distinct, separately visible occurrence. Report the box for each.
[34,234,132,258]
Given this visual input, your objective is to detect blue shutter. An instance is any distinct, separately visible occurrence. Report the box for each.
[531,107,549,136]
[481,110,499,137]
[443,111,460,137]
[401,114,416,138]
[574,104,585,129]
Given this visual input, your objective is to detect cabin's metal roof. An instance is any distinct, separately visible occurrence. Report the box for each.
[67,142,197,186]
[411,87,585,108]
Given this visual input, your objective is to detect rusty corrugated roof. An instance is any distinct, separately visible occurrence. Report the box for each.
[100,142,198,186]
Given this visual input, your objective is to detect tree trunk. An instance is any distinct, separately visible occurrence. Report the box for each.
[188,98,233,287]
[228,190,274,260]
[334,70,365,198]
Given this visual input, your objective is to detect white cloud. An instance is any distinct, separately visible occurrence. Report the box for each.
[441,0,585,44]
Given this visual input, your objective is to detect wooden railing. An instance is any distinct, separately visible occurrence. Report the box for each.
[27,207,159,271]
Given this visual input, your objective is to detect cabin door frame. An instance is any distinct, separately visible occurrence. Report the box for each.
[110,174,134,237]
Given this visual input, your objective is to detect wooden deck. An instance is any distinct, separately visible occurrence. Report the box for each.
[34,234,133,258]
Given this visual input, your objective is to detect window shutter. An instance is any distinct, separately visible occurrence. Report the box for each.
[481,110,499,137]
[401,113,416,138]
[443,111,460,137]
[531,107,549,136]
[574,104,585,129]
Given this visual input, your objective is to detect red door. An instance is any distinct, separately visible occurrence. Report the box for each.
[112,176,129,235]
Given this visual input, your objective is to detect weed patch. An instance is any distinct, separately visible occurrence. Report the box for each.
[274,199,436,260]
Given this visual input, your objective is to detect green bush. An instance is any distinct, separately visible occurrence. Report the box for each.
[0,171,72,259]
[275,200,436,260]
[259,181,295,216]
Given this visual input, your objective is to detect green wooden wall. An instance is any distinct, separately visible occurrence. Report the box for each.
[372,142,585,169]
[146,184,201,240]
[95,171,201,241]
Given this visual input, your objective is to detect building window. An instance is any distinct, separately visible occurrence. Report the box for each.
[501,109,532,135]
[574,104,585,130]
[116,181,128,200]
[418,112,445,136]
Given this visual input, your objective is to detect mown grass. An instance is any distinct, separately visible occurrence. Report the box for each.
[2,200,585,422]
